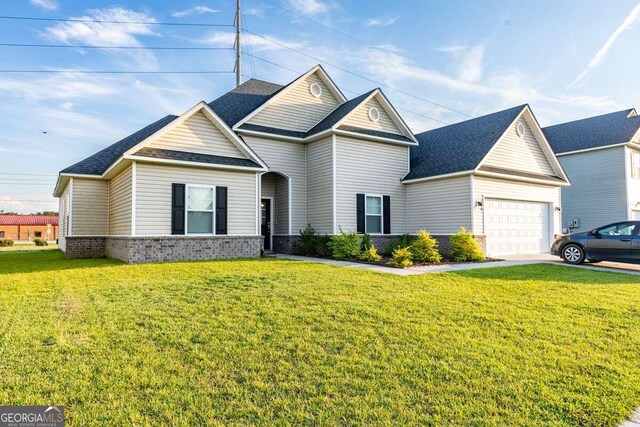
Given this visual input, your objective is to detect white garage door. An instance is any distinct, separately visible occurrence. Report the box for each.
[485,199,551,256]
[632,210,640,220]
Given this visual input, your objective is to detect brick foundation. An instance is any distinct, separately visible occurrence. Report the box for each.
[64,235,263,264]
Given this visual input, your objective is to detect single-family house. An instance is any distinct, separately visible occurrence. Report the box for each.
[543,109,640,233]
[405,105,570,257]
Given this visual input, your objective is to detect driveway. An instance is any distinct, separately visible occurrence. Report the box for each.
[501,254,640,276]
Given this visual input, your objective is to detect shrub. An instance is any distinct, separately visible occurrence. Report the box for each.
[34,238,48,246]
[0,239,14,247]
[314,234,331,257]
[410,230,442,264]
[383,233,413,255]
[450,227,486,262]
[295,224,330,257]
[387,247,413,268]
[359,244,381,262]
[361,233,372,251]
[328,228,361,260]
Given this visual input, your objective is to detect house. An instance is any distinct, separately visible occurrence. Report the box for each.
[404,105,570,257]
[53,65,418,263]
[543,109,640,233]
[0,215,58,241]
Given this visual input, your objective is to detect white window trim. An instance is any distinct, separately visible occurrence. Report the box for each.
[364,194,383,235]
[185,184,216,235]
[631,151,640,180]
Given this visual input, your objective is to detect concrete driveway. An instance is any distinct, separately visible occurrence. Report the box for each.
[501,254,640,276]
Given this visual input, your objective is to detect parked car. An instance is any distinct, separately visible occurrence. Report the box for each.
[551,221,640,264]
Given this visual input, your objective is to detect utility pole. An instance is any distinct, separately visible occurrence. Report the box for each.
[234,0,242,87]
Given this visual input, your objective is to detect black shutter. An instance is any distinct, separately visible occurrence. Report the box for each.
[356,193,365,234]
[216,186,228,235]
[383,195,391,235]
[171,183,185,235]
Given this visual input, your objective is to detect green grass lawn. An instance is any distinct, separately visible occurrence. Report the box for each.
[1,251,639,426]
[0,243,58,252]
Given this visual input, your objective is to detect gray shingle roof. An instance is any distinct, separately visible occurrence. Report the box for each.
[542,109,640,154]
[337,125,413,143]
[61,115,178,175]
[306,90,375,135]
[134,147,261,169]
[208,78,284,127]
[405,105,527,181]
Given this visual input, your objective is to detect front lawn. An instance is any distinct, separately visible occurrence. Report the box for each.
[1,251,639,426]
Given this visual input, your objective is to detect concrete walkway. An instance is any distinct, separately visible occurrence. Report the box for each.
[274,253,640,276]
[620,408,640,427]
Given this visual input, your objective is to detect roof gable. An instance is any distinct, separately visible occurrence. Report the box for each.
[543,109,640,154]
[208,78,283,128]
[341,95,403,135]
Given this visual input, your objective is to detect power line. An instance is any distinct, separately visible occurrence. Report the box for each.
[0,70,234,74]
[0,200,57,202]
[242,29,469,118]
[0,173,57,176]
[0,15,234,27]
[0,43,234,51]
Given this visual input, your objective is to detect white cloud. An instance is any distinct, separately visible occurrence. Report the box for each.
[29,0,58,10]
[172,6,219,18]
[0,73,121,100]
[567,2,640,89]
[286,0,328,16]
[202,31,306,51]
[434,44,467,53]
[245,7,264,17]
[457,44,485,83]
[365,16,399,27]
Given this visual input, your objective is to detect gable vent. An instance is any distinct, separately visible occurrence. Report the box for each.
[516,122,526,137]
[368,107,380,122]
[309,82,322,98]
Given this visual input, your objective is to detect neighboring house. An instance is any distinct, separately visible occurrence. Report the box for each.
[405,105,570,257]
[543,108,640,233]
[53,65,418,263]
[0,215,58,241]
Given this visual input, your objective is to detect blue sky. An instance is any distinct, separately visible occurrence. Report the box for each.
[1,0,639,213]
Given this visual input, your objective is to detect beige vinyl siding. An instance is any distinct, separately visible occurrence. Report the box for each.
[72,178,109,235]
[406,176,472,234]
[244,135,307,234]
[274,177,289,234]
[306,137,333,234]
[261,173,275,198]
[335,136,408,233]
[247,73,340,132]
[559,147,627,233]
[108,165,132,235]
[342,97,403,135]
[58,181,71,251]
[148,111,247,159]
[483,117,555,175]
[472,176,561,236]
[135,163,257,235]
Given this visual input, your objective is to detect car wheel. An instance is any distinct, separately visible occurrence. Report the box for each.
[562,244,585,265]
[588,259,602,264]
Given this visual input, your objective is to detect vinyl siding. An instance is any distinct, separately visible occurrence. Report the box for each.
[244,135,307,234]
[247,73,340,132]
[58,181,71,251]
[559,146,627,233]
[342,97,404,135]
[72,178,109,235]
[274,176,289,234]
[261,173,275,198]
[108,165,132,235]
[483,116,555,175]
[406,176,472,234]
[148,111,247,159]
[306,137,333,233]
[135,163,257,235]
[472,176,561,236]
[335,136,408,233]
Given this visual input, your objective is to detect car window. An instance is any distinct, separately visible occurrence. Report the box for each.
[597,223,637,236]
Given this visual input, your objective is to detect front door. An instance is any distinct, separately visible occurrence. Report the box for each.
[587,222,636,261]
[261,199,271,251]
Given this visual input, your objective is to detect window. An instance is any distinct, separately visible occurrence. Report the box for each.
[596,222,637,236]
[365,195,382,234]
[186,186,215,234]
[35,231,42,238]
[632,152,640,180]
[0,231,4,238]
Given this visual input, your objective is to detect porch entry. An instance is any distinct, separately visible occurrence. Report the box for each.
[260,171,291,252]
[261,198,272,251]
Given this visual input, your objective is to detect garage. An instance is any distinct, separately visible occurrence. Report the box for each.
[484,198,551,256]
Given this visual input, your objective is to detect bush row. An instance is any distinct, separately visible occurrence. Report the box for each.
[294,225,485,268]
[0,239,14,247]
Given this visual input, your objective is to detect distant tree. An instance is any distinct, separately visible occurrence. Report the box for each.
[0,210,18,215]
[33,211,58,216]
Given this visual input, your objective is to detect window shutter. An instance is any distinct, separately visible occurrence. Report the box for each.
[216,186,228,235]
[383,195,391,235]
[171,183,185,235]
[356,193,365,234]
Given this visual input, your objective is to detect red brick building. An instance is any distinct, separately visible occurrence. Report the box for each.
[0,215,59,241]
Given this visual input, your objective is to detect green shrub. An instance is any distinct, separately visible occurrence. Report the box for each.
[359,244,381,262]
[383,233,413,255]
[34,238,48,246]
[295,224,330,257]
[361,233,372,251]
[410,230,441,264]
[328,228,361,260]
[0,239,14,247]
[450,227,486,262]
[387,247,413,268]
[314,235,331,257]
